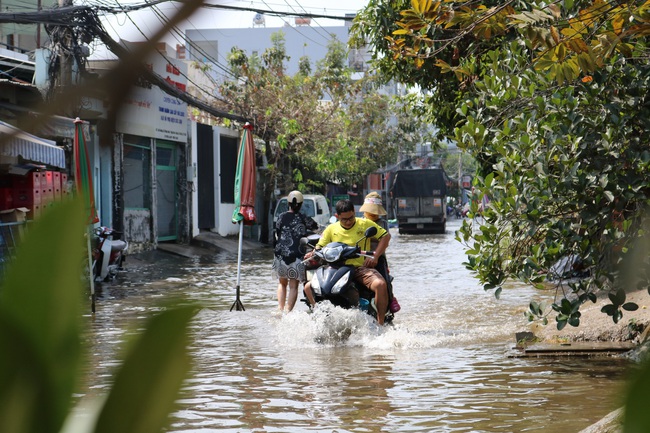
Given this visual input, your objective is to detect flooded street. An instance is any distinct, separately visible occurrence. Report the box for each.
[81,218,630,432]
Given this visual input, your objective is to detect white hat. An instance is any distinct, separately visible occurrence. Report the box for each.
[288,190,304,205]
[359,191,386,216]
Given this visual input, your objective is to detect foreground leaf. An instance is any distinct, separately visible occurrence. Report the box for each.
[0,199,86,433]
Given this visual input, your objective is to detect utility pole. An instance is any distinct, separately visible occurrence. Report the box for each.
[58,0,73,89]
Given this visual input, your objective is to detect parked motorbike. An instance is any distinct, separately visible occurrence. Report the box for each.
[92,226,128,281]
[301,227,395,324]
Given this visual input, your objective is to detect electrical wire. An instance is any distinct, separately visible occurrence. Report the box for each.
[107,0,229,104]
[91,0,356,21]
[0,0,362,119]
[287,0,340,43]
[259,0,327,48]
[144,0,237,80]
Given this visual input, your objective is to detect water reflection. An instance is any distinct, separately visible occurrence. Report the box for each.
[80,220,630,432]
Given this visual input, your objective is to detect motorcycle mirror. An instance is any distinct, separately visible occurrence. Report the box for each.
[299,237,309,254]
[365,226,377,237]
[306,233,320,243]
[329,215,337,224]
[356,226,377,247]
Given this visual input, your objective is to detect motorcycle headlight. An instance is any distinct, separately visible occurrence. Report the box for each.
[311,274,322,295]
[322,245,343,262]
[331,272,349,294]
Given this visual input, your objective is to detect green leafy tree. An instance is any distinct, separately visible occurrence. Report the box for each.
[217,32,429,243]
[351,0,650,328]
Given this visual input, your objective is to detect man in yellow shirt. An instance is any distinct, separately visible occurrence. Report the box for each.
[304,199,391,325]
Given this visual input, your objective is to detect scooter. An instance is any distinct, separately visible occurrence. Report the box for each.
[92,226,128,281]
[301,227,395,324]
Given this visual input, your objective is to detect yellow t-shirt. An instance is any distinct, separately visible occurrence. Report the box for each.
[316,218,388,267]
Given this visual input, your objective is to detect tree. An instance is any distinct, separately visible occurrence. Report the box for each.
[216,31,432,243]
[351,0,650,328]
[217,31,343,242]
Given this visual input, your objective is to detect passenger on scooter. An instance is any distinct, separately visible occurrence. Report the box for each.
[304,199,391,325]
[359,191,400,314]
[360,191,389,230]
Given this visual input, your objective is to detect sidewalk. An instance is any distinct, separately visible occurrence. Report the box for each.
[156,230,267,259]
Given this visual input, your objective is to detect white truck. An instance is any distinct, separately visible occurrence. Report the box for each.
[272,194,331,230]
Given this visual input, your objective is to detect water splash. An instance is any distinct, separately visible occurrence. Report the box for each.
[271,301,504,350]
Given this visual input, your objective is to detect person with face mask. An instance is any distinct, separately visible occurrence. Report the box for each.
[272,190,319,312]
[359,192,400,314]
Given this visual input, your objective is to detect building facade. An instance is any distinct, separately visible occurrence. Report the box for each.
[185,23,365,78]
[0,6,398,252]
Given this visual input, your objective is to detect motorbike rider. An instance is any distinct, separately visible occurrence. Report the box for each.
[359,191,400,313]
[304,199,391,325]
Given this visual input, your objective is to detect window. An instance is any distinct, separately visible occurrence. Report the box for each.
[302,200,315,217]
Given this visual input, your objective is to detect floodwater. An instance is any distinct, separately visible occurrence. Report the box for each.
[81,218,631,432]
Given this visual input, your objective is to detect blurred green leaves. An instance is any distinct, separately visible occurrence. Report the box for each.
[0,199,86,433]
[624,357,650,433]
[0,199,197,433]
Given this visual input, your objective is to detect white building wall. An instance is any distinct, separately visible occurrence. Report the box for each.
[185,25,360,77]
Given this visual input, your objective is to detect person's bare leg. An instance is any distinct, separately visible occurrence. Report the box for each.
[370,277,388,325]
[277,277,288,311]
[286,278,299,311]
[303,281,316,308]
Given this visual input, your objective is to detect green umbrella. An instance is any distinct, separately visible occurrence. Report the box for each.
[231,123,256,311]
[73,118,98,313]
[73,118,99,225]
[231,123,257,225]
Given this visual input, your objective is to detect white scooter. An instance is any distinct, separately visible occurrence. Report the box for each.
[92,226,128,281]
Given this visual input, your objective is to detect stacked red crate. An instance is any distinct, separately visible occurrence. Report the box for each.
[53,172,62,200]
[60,173,69,198]
[42,172,54,205]
[0,189,12,210]
[12,172,41,219]
[0,176,14,210]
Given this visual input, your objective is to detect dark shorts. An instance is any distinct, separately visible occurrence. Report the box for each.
[354,266,383,288]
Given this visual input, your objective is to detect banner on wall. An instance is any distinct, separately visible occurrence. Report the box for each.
[116,46,188,142]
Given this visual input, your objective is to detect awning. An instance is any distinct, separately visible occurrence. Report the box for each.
[0,120,66,169]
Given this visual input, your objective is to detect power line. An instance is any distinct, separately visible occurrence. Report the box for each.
[256,0,327,49]
[203,1,355,21]
[0,2,359,122]
[0,2,354,25]
[98,0,355,21]
[290,0,342,42]
[109,0,238,109]
[144,0,237,80]
[93,24,249,122]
